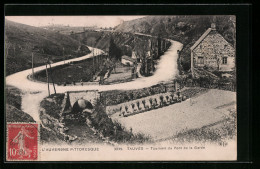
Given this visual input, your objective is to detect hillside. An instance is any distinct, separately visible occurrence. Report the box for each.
[5,20,91,75]
[70,31,149,56]
[40,25,97,35]
[115,16,236,71]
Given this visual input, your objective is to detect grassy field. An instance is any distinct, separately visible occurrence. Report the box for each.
[104,65,133,84]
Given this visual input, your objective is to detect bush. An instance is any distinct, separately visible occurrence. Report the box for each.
[102,84,166,106]
[40,93,65,119]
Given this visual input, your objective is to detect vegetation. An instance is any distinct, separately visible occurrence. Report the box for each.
[101,84,166,105]
[40,93,65,119]
[40,125,64,144]
[108,38,122,61]
[5,20,91,75]
[176,74,236,92]
[70,30,153,57]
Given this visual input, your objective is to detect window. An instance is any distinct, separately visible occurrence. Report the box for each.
[198,57,204,64]
[222,57,227,64]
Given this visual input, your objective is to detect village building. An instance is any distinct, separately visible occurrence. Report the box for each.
[190,23,235,77]
[121,55,136,66]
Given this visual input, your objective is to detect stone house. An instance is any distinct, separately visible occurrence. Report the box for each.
[191,23,235,77]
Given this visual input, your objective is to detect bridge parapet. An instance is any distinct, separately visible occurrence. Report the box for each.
[67,90,100,107]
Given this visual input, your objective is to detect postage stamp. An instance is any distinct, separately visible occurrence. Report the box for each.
[6,123,39,161]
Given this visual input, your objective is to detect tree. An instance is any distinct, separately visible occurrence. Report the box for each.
[229,16,236,50]
[134,38,150,76]
[108,38,122,61]
[4,37,11,58]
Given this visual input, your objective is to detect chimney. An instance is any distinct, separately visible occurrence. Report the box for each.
[211,23,216,30]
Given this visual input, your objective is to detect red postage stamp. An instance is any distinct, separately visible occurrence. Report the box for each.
[7,123,39,161]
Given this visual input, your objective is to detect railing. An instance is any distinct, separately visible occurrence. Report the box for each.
[106,92,183,117]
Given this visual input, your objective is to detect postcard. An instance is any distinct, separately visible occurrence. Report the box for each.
[5,15,237,161]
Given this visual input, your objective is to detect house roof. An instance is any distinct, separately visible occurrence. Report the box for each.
[190,28,212,51]
[122,55,136,62]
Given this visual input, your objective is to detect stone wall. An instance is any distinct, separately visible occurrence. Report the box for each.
[68,90,100,107]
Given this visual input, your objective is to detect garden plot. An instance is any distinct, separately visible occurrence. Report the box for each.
[111,89,236,141]
[105,66,133,84]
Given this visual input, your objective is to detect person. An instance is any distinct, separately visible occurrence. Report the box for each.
[136,101,141,111]
[80,79,83,86]
[149,98,153,108]
[13,126,34,157]
[159,95,164,107]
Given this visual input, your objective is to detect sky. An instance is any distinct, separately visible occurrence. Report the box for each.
[5,16,146,28]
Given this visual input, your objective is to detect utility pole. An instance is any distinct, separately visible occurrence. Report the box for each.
[45,64,50,96]
[97,55,99,70]
[48,62,56,94]
[150,40,154,72]
[96,53,99,70]
[145,52,148,76]
[31,52,34,78]
[92,48,95,71]
[63,47,65,64]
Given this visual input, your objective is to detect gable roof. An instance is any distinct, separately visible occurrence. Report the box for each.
[190,28,212,51]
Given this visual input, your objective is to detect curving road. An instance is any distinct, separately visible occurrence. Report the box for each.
[6,40,183,121]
